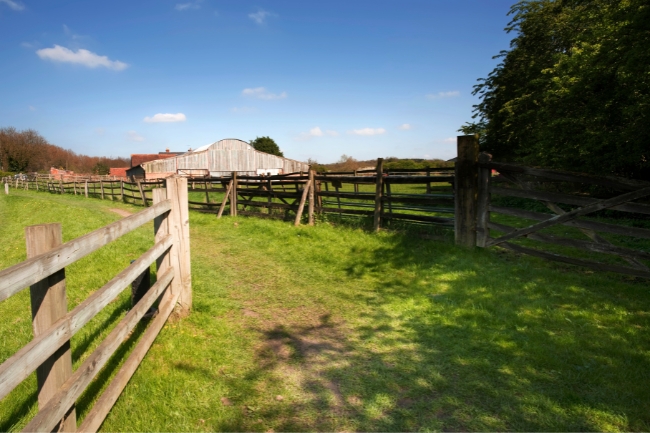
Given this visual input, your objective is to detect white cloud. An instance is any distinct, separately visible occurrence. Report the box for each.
[325,130,339,136]
[443,137,456,143]
[143,113,187,123]
[0,0,24,11]
[248,10,275,24]
[21,41,34,48]
[349,128,386,136]
[426,91,460,99]
[308,127,323,137]
[175,0,202,11]
[230,106,257,113]
[398,123,412,130]
[36,45,128,71]
[127,131,145,142]
[242,87,287,100]
[28,105,35,111]
[296,127,340,141]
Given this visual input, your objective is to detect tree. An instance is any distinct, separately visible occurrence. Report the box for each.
[92,162,110,175]
[250,136,283,157]
[463,0,650,180]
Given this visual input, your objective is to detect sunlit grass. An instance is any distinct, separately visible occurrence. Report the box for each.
[1,189,649,431]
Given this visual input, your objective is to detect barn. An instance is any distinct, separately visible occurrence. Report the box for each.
[140,139,310,179]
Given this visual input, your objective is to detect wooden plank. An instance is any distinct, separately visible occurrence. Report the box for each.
[308,170,315,225]
[487,186,650,247]
[0,235,173,402]
[25,224,76,432]
[137,181,148,207]
[484,161,650,191]
[382,213,455,225]
[217,180,233,219]
[384,175,455,184]
[488,221,650,262]
[21,268,174,433]
[166,177,191,316]
[499,241,650,279]
[294,179,312,226]
[84,180,88,198]
[489,205,650,240]
[455,135,479,247]
[0,200,172,302]
[230,172,237,217]
[490,186,650,215]
[373,158,384,232]
[385,182,393,214]
[100,180,105,200]
[76,279,179,433]
[476,153,492,247]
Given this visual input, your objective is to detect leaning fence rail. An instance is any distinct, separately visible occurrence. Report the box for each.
[0,177,191,432]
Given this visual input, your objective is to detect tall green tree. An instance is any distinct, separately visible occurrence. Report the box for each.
[249,136,284,157]
[463,0,650,180]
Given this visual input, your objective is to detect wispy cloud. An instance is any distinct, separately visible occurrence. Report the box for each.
[426,91,460,99]
[21,41,35,48]
[28,105,36,111]
[248,9,276,24]
[143,113,187,123]
[62,24,84,40]
[0,0,25,11]
[242,87,287,100]
[95,128,105,135]
[349,128,386,136]
[443,137,455,143]
[230,106,257,114]
[175,0,202,11]
[36,45,128,71]
[127,131,145,142]
[296,127,339,141]
[398,123,412,130]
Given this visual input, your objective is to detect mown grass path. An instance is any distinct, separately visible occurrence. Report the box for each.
[1,190,649,431]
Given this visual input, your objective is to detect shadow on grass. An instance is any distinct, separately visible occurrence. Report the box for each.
[225,232,650,431]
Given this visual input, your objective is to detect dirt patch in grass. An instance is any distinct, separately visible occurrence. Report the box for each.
[108,208,132,217]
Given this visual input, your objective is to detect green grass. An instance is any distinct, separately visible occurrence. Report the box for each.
[1,189,650,431]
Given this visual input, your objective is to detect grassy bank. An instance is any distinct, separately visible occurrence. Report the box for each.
[1,189,649,431]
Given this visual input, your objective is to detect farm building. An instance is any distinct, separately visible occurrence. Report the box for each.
[140,138,310,179]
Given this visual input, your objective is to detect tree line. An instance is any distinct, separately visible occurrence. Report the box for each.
[462,0,649,181]
[0,127,129,175]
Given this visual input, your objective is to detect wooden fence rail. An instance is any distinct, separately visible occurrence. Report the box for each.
[0,177,191,432]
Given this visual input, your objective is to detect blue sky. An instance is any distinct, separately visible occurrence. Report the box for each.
[0,0,514,163]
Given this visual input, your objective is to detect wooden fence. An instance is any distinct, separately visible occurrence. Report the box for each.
[470,151,650,279]
[0,177,191,432]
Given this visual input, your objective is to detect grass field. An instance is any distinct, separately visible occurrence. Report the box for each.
[1,189,650,431]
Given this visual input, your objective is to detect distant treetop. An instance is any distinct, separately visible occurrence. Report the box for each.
[250,136,283,157]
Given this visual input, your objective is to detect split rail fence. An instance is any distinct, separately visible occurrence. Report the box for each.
[0,177,191,432]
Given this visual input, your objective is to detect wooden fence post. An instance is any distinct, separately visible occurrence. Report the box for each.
[165,177,192,317]
[137,180,148,207]
[152,188,172,285]
[100,180,105,200]
[120,180,125,202]
[4,183,8,195]
[294,179,312,226]
[476,152,492,247]
[25,223,76,431]
[84,180,89,198]
[230,172,237,217]
[454,134,479,248]
[308,170,315,226]
[59,178,63,195]
[373,158,384,232]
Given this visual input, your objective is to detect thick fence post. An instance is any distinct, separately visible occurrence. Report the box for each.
[165,177,192,317]
[308,170,315,225]
[84,180,89,198]
[152,188,172,285]
[454,135,479,248]
[476,152,492,247]
[25,223,76,431]
[100,180,105,200]
[230,172,237,217]
[4,183,8,195]
[373,158,384,232]
[120,180,125,202]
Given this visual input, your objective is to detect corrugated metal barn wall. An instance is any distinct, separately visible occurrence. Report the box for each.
[141,139,310,176]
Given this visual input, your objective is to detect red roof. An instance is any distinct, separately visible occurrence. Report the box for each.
[131,153,180,167]
[109,167,128,177]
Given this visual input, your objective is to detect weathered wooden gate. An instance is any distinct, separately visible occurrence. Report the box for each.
[474,152,650,278]
[0,177,191,432]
